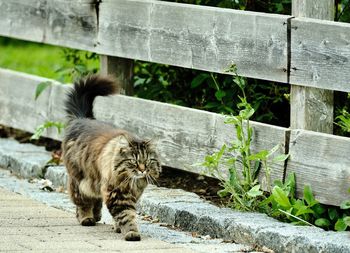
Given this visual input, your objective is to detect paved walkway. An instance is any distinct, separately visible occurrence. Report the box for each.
[0,187,195,253]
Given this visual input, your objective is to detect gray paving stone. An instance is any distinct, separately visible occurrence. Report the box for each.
[45,165,67,187]
[0,187,196,253]
[0,169,260,253]
[0,138,51,178]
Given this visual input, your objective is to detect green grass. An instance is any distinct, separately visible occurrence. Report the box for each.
[0,37,99,82]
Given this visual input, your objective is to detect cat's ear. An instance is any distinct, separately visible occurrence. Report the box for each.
[144,138,158,150]
[117,135,131,150]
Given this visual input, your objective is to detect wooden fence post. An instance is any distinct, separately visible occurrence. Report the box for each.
[100,55,134,95]
[290,0,334,133]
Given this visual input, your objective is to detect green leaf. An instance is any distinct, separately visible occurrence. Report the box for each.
[273,179,283,188]
[215,90,226,101]
[313,204,326,215]
[259,195,273,207]
[295,206,314,216]
[252,160,261,180]
[340,200,350,210]
[217,144,226,160]
[284,173,296,198]
[272,186,292,209]
[247,185,263,198]
[217,189,229,198]
[248,150,269,161]
[35,81,52,100]
[74,64,88,74]
[328,207,339,221]
[303,185,318,207]
[272,154,290,162]
[335,218,348,231]
[344,216,350,226]
[191,73,209,88]
[239,107,255,119]
[315,218,331,228]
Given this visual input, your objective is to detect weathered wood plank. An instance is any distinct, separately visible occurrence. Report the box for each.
[290,17,350,92]
[45,0,97,50]
[0,68,287,183]
[0,0,97,50]
[0,0,289,82]
[0,68,67,140]
[94,95,287,183]
[96,0,289,82]
[290,0,334,134]
[0,0,46,43]
[286,130,350,206]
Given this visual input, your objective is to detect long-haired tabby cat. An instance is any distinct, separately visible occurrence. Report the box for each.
[62,75,161,241]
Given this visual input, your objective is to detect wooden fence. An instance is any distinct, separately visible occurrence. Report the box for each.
[0,0,349,206]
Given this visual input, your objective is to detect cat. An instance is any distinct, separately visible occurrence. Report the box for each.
[62,75,161,241]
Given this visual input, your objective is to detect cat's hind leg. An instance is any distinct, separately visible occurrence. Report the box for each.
[68,176,96,226]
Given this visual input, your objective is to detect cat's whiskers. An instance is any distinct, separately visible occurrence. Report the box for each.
[146,174,157,185]
[121,175,132,185]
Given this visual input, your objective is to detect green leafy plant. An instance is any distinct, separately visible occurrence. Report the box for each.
[30,121,65,140]
[261,173,320,226]
[202,65,289,211]
[335,108,350,133]
[261,174,350,231]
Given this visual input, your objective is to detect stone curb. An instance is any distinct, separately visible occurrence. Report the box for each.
[0,138,349,253]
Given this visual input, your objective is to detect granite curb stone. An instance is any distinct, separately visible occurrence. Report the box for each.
[0,137,349,253]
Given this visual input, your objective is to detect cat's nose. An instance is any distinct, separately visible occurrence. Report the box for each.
[139,164,145,172]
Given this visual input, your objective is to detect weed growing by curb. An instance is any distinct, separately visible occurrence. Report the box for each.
[202,65,288,211]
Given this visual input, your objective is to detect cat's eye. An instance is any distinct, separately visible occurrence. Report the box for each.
[147,159,158,166]
[129,160,137,166]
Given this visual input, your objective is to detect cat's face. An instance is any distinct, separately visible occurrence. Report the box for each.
[114,138,161,185]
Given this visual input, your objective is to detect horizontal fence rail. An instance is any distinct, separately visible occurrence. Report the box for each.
[1,68,350,206]
[287,130,350,206]
[290,18,350,91]
[0,0,290,82]
[2,1,350,90]
[1,0,350,91]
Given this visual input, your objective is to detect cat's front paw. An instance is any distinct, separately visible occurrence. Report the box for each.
[113,223,121,233]
[125,231,141,241]
[81,217,96,226]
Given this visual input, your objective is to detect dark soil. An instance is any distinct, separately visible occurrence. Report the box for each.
[0,125,227,206]
[0,125,61,151]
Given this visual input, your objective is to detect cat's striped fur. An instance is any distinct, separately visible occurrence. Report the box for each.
[62,75,161,241]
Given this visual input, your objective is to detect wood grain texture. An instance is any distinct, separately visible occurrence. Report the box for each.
[292,0,334,19]
[0,69,67,140]
[290,0,334,134]
[96,0,289,82]
[290,86,333,132]
[286,130,350,206]
[0,0,289,82]
[100,55,134,95]
[0,0,97,50]
[290,18,350,92]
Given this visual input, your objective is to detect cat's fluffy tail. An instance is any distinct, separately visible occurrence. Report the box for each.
[65,75,118,119]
